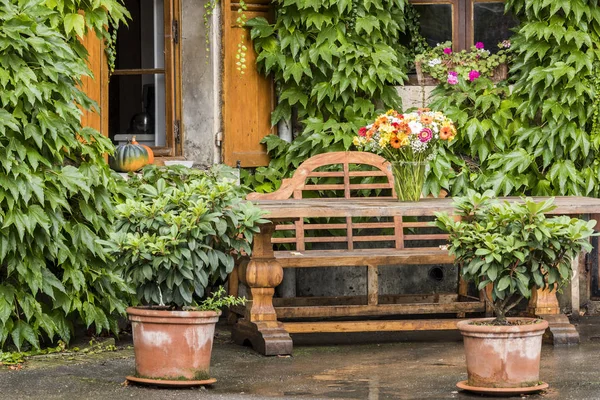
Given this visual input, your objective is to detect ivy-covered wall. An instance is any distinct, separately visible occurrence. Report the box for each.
[242,0,412,191]
[425,0,600,197]
[0,0,131,350]
[243,0,600,200]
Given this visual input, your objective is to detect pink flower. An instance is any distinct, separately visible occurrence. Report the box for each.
[475,42,484,49]
[447,73,458,85]
[468,70,480,81]
[448,71,458,77]
[443,47,452,55]
[358,127,367,137]
[418,128,433,143]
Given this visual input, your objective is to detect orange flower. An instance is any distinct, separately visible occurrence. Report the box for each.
[440,125,453,140]
[390,136,402,149]
[420,114,433,124]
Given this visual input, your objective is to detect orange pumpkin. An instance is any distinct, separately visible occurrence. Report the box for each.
[109,141,149,172]
[131,136,154,164]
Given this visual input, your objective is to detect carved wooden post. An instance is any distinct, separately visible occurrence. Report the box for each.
[231,222,293,355]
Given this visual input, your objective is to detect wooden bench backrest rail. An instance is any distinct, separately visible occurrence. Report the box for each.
[247,151,448,253]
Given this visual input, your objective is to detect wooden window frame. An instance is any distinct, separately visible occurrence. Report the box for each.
[110,0,182,157]
[410,0,509,51]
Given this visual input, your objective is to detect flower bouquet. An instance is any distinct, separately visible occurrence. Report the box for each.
[414,41,511,85]
[354,109,457,201]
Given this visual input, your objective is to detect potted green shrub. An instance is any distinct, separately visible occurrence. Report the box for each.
[105,165,266,385]
[435,191,596,393]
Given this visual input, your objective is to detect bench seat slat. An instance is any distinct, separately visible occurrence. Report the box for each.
[275,301,485,318]
[275,248,453,267]
[283,319,466,333]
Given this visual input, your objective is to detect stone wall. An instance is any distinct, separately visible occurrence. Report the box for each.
[180,0,220,167]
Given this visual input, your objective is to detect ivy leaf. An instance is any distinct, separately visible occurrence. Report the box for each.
[64,13,85,38]
[355,16,379,35]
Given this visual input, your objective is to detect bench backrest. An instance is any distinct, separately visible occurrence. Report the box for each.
[247,151,396,201]
[247,151,446,252]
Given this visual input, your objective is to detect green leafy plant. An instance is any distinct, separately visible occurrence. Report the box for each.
[243,0,411,192]
[435,191,596,324]
[105,165,267,307]
[0,0,132,351]
[415,41,511,84]
[424,77,516,197]
[183,286,245,312]
[203,0,248,73]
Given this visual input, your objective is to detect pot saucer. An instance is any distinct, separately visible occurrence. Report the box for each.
[126,375,216,387]
[457,380,548,395]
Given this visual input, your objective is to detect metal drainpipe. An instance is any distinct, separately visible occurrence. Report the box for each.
[212,4,222,165]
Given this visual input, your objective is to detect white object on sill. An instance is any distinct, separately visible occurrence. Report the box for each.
[163,160,194,168]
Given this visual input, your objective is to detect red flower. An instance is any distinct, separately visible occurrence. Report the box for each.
[358,127,367,137]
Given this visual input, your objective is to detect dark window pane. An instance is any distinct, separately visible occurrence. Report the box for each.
[115,0,164,70]
[473,2,518,52]
[413,4,453,48]
[109,74,167,147]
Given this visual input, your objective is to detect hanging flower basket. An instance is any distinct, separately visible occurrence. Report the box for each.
[414,40,511,85]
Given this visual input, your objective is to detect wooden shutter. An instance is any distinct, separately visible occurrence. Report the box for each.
[80,32,109,137]
[222,0,275,167]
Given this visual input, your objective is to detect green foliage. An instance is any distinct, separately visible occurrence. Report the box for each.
[428,0,600,197]
[0,0,132,351]
[244,0,411,191]
[502,0,600,196]
[435,191,596,324]
[424,78,517,196]
[184,286,246,312]
[105,165,267,308]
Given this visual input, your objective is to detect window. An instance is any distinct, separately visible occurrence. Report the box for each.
[108,0,181,157]
[410,0,518,52]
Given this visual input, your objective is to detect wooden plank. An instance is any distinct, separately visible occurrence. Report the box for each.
[272,294,479,307]
[353,235,396,242]
[283,319,465,333]
[276,248,454,268]
[275,301,485,318]
[247,152,394,201]
[367,265,378,305]
[79,31,108,137]
[404,234,448,241]
[222,1,274,167]
[253,197,600,219]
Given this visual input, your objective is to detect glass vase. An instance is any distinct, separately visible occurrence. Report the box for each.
[390,161,427,202]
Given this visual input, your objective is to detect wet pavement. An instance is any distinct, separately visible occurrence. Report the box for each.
[2,317,600,400]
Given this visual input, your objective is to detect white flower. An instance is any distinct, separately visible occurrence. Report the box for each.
[428,58,442,67]
[408,121,423,134]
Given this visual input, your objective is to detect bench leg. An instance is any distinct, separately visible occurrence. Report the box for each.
[528,286,579,345]
[231,223,293,355]
[457,275,468,318]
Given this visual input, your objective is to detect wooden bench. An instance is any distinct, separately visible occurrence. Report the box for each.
[229,151,600,355]
[229,151,487,355]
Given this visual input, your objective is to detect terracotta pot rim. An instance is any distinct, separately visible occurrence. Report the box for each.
[126,306,222,319]
[457,317,548,334]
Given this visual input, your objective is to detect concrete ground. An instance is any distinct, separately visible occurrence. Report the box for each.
[3,317,600,400]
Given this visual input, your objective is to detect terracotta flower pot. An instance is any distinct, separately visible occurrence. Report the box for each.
[457,318,548,389]
[127,307,221,382]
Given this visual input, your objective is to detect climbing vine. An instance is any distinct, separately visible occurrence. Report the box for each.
[425,0,600,197]
[243,0,411,191]
[0,0,132,350]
